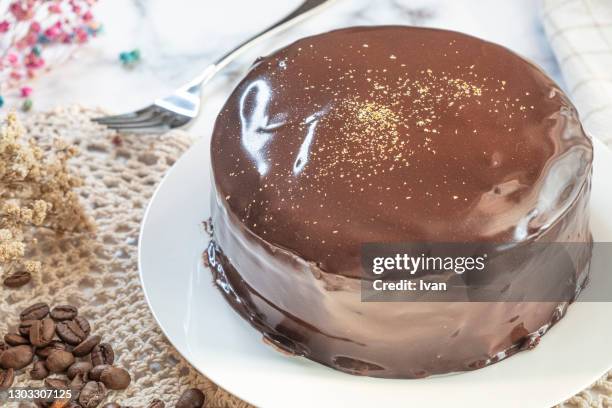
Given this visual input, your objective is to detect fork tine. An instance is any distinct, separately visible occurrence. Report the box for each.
[102,117,172,131]
[107,124,172,134]
[93,109,157,125]
[93,112,140,123]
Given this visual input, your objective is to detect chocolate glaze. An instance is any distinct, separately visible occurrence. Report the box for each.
[208,26,593,378]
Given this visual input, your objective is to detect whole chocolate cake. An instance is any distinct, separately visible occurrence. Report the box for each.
[208,26,593,378]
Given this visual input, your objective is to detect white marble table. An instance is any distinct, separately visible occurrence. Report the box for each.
[3,0,561,139]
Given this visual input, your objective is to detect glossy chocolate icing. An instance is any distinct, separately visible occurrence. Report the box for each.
[208,26,593,378]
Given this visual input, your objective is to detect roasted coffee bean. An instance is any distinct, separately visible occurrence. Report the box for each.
[90,343,113,366]
[46,402,76,408]
[0,342,6,352]
[3,270,32,288]
[50,305,78,321]
[71,372,87,392]
[46,350,75,373]
[56,321,87,345]
[37,341,68,359]
[30,318,56,347]
[46,401,80,408]
[31,361,50,380]
[50,400,74,408]
[0,368,14,390]
[102,403,121,408]
[88,365,110,381]
[0,345,33,369]
[19,319,38,336]
[176,389,205,408]
[67,361,93,380]
[45,377,70,389]
[99,366,131,390]
[4,332,30,346]
[73,336,101,357]
[79,381,106,408]
[147,399,165,408]
[20,302,50,321]
[74,317,91,337]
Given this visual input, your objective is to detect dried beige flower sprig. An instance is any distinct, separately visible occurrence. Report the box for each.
[0,112,94,288]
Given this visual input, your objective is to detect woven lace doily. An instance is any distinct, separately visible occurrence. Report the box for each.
[0,106,609,408]
[0,106,250,408]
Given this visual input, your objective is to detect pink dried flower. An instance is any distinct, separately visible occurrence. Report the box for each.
[20,86,32,97]
[10,1,36,21]
[48,3,61,13]
[0,21,10,33]
[74,27,88,43]
[29,21,41,33]
[24,53,44,68]
[44,26,59,38]
[24,32,38,46]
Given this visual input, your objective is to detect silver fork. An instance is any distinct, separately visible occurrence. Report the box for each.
[93,0,336,133]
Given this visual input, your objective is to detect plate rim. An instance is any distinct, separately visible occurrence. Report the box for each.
[137,138,264,406]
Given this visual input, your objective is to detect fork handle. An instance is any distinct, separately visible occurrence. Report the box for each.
[180,0,336,94]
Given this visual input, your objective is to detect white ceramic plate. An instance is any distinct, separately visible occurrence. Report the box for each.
[139,136,612,408]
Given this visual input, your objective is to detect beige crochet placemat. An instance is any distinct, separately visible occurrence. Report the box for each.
[0,106,250,408]
[0,106,609,408]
